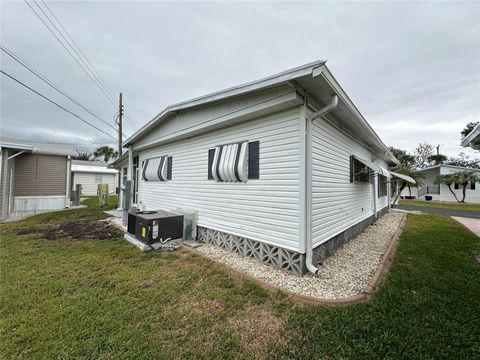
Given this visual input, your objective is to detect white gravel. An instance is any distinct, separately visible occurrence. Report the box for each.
[196,212,405,300]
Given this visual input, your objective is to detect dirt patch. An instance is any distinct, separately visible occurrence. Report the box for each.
[43,220,124,240]
[16,220,124,241]
[14,226,48,235]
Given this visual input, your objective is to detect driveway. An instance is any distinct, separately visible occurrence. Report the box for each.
[451,217,480,237]
[393,205,480,219]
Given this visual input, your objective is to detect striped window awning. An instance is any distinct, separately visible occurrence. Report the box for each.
[142,156,171,182]
[211,141,249,182]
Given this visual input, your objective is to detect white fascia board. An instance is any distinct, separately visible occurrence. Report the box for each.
[461,122,480,147]
[132,90,303,152]
[319,66,399,166]
[123,60,326,146]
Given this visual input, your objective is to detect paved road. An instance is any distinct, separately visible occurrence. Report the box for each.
[393,204,480,219]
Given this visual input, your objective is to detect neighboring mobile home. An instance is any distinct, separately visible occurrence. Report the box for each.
[71,160,118,196]
[115,61,403,275]
[401,164,480,203]
[0,136,76,220]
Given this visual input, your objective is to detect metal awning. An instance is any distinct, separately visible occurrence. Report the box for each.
[353,155,390,177]
[390,171,415,184]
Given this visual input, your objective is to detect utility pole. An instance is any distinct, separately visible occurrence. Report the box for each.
[117,93,123,207]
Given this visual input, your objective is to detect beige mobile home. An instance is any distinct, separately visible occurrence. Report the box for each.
[0,136,76,220]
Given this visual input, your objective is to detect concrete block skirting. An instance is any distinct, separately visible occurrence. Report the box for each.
[197,206,389,276]
[312,206,389,265]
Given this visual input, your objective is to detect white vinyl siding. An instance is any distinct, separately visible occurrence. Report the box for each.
[135,85,295,149]
[136,108,301,252]
[73,172,117,196]
[14,195,66,211]
[311,113,389,248]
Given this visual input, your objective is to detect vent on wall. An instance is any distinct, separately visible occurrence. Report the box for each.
[142,156,172,182]
[208,141,259,182]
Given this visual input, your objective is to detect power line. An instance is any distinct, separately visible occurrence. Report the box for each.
[23,0,117,107]
[1,69,117,141]
[40,0,117,101]
[0,45,124,137]
[30,0,117,105]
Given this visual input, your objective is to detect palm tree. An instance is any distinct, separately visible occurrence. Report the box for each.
[93,146,118,162]
[73,150,92,161]
[392,167,425,205]
[435,171,479,203]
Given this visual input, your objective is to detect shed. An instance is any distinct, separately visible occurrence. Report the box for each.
[71,160,118,196]
[114,61,400,275]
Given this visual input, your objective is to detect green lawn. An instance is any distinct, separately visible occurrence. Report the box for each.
[1,199,479,359]
[399,198,480,212]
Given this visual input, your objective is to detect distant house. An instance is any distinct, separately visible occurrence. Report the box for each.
[0,136,76,220]
[461,122,480,150]
[71,160,118,196]
[401,164,480,203]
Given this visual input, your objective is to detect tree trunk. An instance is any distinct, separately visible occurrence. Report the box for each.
[461,183,467,202]
[393,181,407,205]
[447,184,460,202]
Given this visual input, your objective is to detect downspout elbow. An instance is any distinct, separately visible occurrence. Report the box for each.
[305,94,338,274]
[311,95,338,121]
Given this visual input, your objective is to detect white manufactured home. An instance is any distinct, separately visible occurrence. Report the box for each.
[114,61,402,275]
[71,160,118,196]
[401,164,480,203]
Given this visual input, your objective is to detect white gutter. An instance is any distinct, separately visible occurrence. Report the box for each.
[305,94,338,274]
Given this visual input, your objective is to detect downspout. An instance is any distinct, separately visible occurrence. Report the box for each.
[372,173,377,220]
[304,94,338,274]
[65,156,71,208]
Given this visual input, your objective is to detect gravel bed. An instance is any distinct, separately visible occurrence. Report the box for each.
[196,212,405,299]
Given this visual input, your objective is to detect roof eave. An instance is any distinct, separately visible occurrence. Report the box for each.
[123,60,327,147]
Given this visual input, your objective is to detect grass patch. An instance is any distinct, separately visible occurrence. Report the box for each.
[399,198,480,211]
[1,198,479,359]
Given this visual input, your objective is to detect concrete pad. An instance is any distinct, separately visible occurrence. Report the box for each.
[451,217,480,237]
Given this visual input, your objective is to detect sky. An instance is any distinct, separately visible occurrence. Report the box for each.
[1,0,479,159]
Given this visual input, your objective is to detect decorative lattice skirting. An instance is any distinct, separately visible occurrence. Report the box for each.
[196,226,305,276]
[197,206,389,276]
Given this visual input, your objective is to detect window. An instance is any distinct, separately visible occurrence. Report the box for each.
[95,174,102,183]
[208,141,259,182]
[378,175,388,198]
[471,182,476,190]
[141,155,172,182]
[454,183,460,190]
[350,156,370,183]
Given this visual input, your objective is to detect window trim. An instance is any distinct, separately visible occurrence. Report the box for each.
[378,174,388,198]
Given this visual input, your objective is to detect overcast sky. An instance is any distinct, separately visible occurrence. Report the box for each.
[1,1,479,158]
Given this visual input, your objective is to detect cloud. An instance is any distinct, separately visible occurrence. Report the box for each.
[1,0,479,159]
